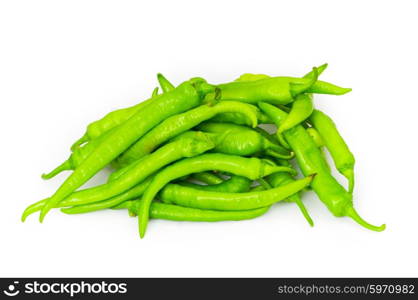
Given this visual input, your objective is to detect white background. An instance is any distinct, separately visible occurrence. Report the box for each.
[0,0,417,277]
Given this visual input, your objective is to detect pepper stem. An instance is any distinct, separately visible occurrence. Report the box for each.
[263,137,294,159]
[289,67,319,97]
[151,87,159,97]
[21,199,46,222]
[269,166,298,177]
[342,168,355,194]
[345,206,385,232]
[303,63,328,79]
[265,148,293,160]
[41,160,72,180]
[277,132,291,149]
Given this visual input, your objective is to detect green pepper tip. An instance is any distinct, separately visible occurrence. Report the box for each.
[293,197,314,227]
[41,160,72,180]
[39,206,51,223]
[345,206,385,232]
[291,66,319,97]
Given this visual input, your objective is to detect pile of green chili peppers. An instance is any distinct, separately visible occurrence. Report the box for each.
[22,64,385,238]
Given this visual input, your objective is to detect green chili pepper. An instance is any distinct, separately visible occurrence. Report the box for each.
[212,67,350,106]
[59,174,250,216]
[212,68,317,105]
[156,73,270,126]
[42,129,113,179]
[22,177,154,219]
[197,122,292,159]
[232,67,325,148]
[181,175,252,193]
[309,109,355,193]
[159,175,314,211]
[259,102,385,232]
[38,80,215,221]
[116,200,270,222]
[37,131,215,218]
[277,93,314,147]
[137,153,298,238]
[155,74,271,126]
[115,101,259,167]
[70,86,161,151]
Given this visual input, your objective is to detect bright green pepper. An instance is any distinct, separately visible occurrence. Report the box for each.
[259,102,385,232]
[42,128,113,179]
[115,101,259,167]
[181,175,252,193]
[277,93,314,148]
[138,153,298,237]
[70,86,161,151]
[117,200,270,222]
[38,79,216,222]
[159,175,314,211]
[212,66,350,105]
[190,171,223,185]
[309,109,355,193]
[197,122,292,159]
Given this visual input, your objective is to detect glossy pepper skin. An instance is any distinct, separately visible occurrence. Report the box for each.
[138,153,298,237]
[40,132,214,213]
[62,87,159,176]
[21,65,384,239]
[22,177,154,219]
[197,122,292,159]
[155,73,271,126]
[39,80,215,221]
[58,174,251,216]
[117,200,270,222]
[213,66,350,105]
[115,100,259,168]
[277,93,314,148]
[159,175,314,211]
[259,102,385,232]
[309,109,355,193]
[112,119,293,182]
[181,175,252,193]
[42,128,113,179]
[232,66,319,149]
[210,110,270,126]
[22,132,214,220]
[70,86,161,150]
